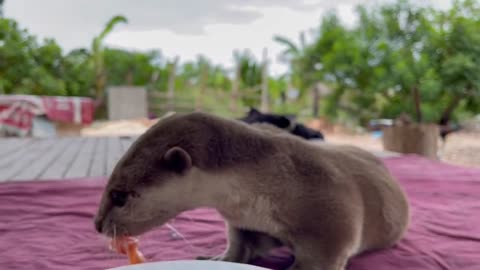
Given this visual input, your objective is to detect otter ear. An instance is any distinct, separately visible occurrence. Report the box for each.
[163,147,192,174]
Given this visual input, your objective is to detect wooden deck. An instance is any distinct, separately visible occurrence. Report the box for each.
[0,136,399,182]
[0,136,138,182]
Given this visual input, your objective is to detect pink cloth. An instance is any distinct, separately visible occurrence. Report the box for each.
[0,155,479,270]
[41,96,94,125]
[0,95,94,136]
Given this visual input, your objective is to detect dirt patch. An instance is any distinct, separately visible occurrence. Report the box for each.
[440,132,480,168]
[325,131,480,168]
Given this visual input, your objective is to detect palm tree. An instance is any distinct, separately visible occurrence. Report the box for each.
[232,50,264,109]
[273,32,306,91]
[91,15,128,101]
[274,32,306,62]
[275,32,326,116]
[234,50,262,89]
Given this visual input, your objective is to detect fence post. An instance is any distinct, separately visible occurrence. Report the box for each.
[260,48,269,112]
[231,54,241,114]
[196,62,208,112]
[312,85,320,117]
[167,57,179,112]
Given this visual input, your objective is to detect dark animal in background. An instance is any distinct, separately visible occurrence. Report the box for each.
[438,116,462,143]
[239,108,325,140]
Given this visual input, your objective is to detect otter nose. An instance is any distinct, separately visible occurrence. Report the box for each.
[94,216,103,233]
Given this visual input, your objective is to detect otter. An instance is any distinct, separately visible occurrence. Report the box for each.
[239,108,325,141]
[94,112,409,270]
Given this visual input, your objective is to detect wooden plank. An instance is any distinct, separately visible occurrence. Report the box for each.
[0,139,42,181]
[89,137,107,177]
[40,137,86,180]
[0,138,19,151]
[12,138,70,181]
[1,139,57,181]
[64,137,97,179]
[0,138,24,149]
[120,137,132,153]
[106,137,123,176]
[0,139,34,165]
[120,136,138,153]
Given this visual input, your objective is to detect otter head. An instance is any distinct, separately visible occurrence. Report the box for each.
[94,143,198,237]
[94,112,274,237]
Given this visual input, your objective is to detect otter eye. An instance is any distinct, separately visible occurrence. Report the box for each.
[110,190,129,207]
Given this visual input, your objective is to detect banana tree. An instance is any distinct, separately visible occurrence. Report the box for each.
[91,15,127,103]
[273,32,307,93]
[233,50,263,108]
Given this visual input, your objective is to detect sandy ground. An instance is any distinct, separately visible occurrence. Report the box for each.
[440,132,480,168]
[324,131,480,168]
[81,120,152,136]
[81,118,480,168]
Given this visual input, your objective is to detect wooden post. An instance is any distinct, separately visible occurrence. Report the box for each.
[260,48,269,112]
[312,85,320,117]
[167,57,179,112]
[382,123,439,159]
[231,55,241,113]
[196,62,208,112]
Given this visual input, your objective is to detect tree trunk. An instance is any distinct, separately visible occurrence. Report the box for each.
[382,123,439,159]
[93,72,108,119]
[230,61,241,113]
[125,67,134,85]
[280,90,286,105]
[439,95,462,125]
[325,86,345,117]
[312,85,319,117]
[196,64,208,112]
[94,72,106,98]
[411,85,422,122]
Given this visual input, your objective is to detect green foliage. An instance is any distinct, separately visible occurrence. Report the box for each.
[61,49,94,96]
[234,50,262,89]
[175,55,231,91]
[1,0,479,124]
[0,19,70,95]
[297,0,480,124]
[104,48,161,87]
[273,32,307,94]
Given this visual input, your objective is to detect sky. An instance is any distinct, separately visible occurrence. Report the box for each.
[4,0,451,75]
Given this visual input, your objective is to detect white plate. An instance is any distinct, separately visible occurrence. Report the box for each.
[108,260,270,270]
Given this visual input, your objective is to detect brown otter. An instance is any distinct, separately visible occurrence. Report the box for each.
[94,112,409,270]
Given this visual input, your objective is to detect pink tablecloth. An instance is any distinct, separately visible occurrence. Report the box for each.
[0,156,479,270]
[0,95,94,136]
